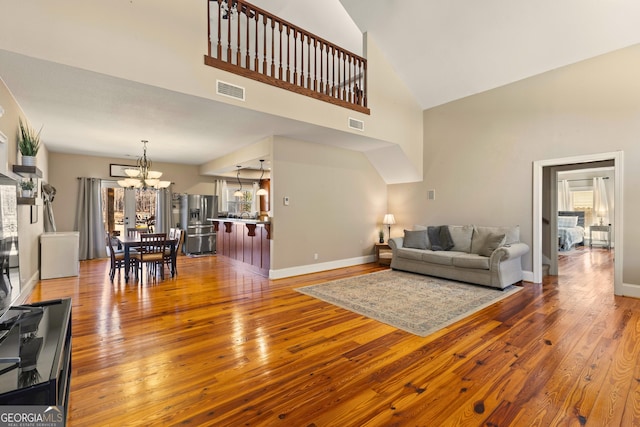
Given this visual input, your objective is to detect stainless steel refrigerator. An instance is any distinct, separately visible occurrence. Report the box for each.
[179,194,217,255]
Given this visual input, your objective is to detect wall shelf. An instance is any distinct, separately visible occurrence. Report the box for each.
[12,165,43,178]
[17,196,38,205]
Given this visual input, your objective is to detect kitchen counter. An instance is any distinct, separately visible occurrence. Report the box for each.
[209,219,271,277]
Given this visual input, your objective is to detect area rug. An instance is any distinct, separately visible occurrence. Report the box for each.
[296,270,522,337]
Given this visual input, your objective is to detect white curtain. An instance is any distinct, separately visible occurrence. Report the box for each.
[593,177,609,225]
[251,182,258,215]
[155,185,174,234]
[74,177,107,260]
[214,179,228,214]
[558,179,572,211]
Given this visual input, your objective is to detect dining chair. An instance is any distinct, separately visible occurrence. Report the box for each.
[131,233,167,282]
[106,232,131,282]
[164,229,184,276]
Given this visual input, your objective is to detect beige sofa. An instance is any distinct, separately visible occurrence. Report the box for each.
[388,225,529,289]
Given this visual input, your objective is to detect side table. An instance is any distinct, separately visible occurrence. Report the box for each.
[375,243,392,266]
[589,224,611,249]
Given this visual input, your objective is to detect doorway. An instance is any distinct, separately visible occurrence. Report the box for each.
[101,182,157,236]
[533,151,623,295]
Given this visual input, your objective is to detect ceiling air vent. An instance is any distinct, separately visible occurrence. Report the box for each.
[348,117,364,131]
[216,80,245,101]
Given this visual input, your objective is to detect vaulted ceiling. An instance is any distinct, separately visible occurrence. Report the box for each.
[1,0,639,167]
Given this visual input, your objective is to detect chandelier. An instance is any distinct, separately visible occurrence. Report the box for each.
[117,140,171,190]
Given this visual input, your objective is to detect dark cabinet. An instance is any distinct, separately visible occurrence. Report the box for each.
[0,299,72,416]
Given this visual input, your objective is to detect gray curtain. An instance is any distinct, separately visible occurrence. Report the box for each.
[74,178,107,260]
[155,185,174,235]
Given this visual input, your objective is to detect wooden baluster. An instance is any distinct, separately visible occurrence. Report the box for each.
[300,32,305,87]
[319,41,324,94]
[278,22,283,80]
[293,29,298,86]
[226,3,232,62]
[236,2,241,66]
[340,51,349,101]
[254,12,259,72]
[363,60,367,107]
[286,26,291,83]
[326,44,330,95]
[331,46,336,97]
[348,54,353,103]
[307,35,311,89]
[271,21,275,77]
[216,0,222,58]
[262,14,267,74]
[207,0,212,57]
[245,6,250,68]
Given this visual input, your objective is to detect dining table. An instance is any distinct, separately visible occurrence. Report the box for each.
[117,235,178,282]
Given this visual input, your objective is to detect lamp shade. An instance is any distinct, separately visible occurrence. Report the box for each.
[256,188,268,196]
[383,214,396,225]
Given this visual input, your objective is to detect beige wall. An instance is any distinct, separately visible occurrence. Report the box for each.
[270,137,387,274]
[389,44,640,285]
[48,152,216,232]
[0,78,47,295]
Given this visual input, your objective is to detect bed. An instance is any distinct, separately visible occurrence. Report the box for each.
[558,211,585,251]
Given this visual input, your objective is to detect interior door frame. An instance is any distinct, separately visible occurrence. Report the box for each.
[533,151,623,295]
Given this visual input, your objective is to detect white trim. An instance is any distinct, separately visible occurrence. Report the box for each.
[522,270,534,283]
[622,283,640,298]
[533,151,623,295]
[269,255,375,279]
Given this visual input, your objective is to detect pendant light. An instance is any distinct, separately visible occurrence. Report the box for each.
[256,159,268,196]
[233,166,243,197]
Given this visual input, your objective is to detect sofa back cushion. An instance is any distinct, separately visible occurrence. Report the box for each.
[471,225,520,255]
[448,225,474,253]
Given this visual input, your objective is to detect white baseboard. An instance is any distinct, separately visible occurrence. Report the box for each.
[621,282,640,299]
[522,270,534,283]
[269,255,375,279]
[18,270,40,305]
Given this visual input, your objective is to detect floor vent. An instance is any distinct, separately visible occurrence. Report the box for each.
[348,117,364,131]
[216,80,245,101]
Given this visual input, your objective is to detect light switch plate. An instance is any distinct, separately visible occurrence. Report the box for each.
[283,196,290,206]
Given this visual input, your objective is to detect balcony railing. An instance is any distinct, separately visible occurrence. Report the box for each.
[204,0,369,114]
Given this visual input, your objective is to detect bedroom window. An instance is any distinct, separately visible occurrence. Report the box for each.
[571,190,594,228]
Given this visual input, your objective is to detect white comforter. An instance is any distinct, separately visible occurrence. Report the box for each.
[559,226,585,251]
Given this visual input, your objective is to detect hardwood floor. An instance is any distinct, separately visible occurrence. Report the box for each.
[26,247,639,426]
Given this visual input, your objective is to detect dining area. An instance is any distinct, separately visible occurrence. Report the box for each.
[106,228,184,283]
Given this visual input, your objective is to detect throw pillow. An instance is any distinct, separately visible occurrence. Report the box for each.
[427,226,455,251]
[403,229,428,249]
[478,233,506,257]
[558,216,579,228]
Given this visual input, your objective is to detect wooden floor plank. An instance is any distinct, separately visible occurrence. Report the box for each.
[22,246,640,426]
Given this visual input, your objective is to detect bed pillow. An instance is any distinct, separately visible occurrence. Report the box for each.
[403,229,428,249]
[478,233,506,257]
[558,216,579,228]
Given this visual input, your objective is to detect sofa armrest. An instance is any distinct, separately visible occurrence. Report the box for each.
[490,242,530,262]
[388,237,404,251]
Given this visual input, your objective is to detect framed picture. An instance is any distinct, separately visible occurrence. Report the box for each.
[110,164,135,178]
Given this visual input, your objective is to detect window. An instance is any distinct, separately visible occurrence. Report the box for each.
[101,181,157,235]
[571,190,594,228]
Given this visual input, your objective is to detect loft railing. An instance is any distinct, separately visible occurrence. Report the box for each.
[204,0,369,114]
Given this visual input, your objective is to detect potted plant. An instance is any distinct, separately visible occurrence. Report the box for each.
[18,118,42,166]
[20,179,35,197]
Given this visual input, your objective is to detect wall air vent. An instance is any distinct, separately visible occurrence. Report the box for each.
[348,117,364,131]
[216,80,245,101]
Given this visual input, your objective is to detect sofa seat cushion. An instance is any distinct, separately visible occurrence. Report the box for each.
[421,250,467,266]
[396,247,427,261]
[451,253,491,270]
